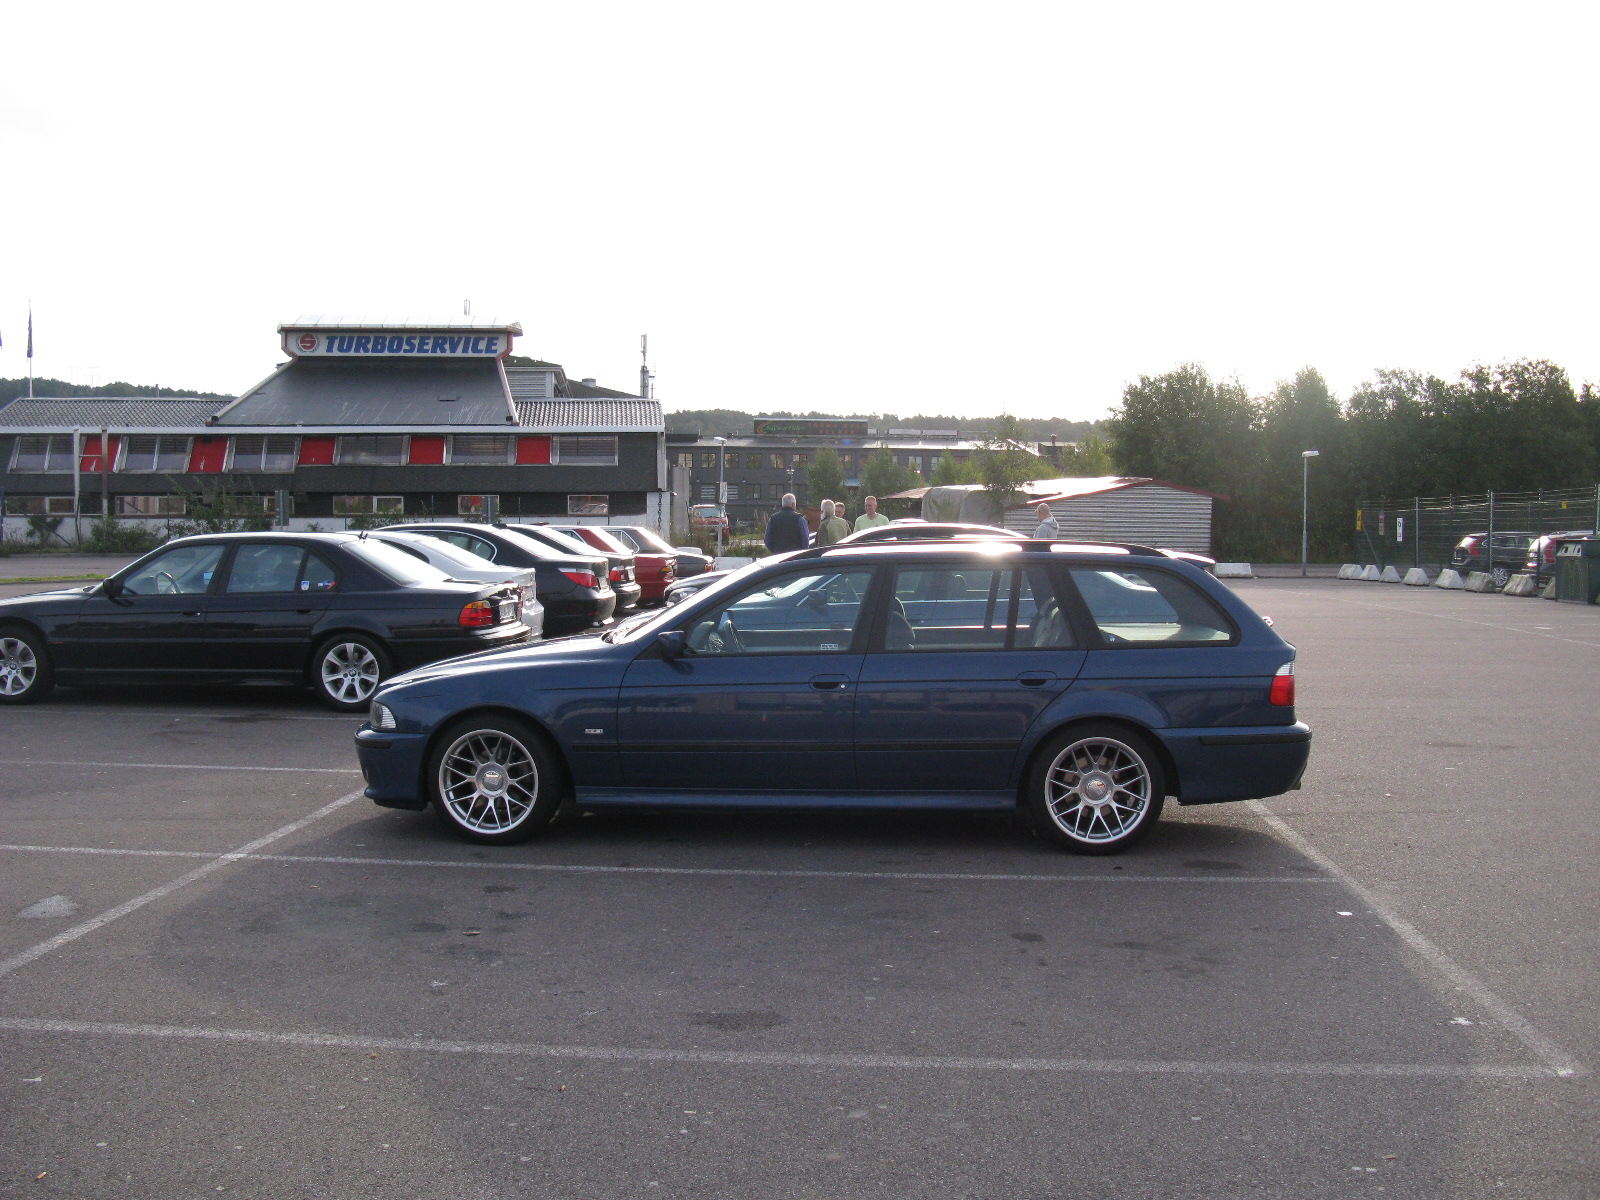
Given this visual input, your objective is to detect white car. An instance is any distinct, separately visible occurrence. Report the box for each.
[364,529,545,637]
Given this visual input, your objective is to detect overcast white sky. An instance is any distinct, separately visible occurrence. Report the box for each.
[2,2,1596,423]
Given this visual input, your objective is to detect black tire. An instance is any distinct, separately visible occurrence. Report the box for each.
[311,633,391,712]
[0,627,54,705]
[1023,723,1165,855]
[427,714,563,845]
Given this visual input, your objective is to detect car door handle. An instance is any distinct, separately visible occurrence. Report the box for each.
[182,610,202,618]
[810,675,851,691]
[1016,671,1055,687]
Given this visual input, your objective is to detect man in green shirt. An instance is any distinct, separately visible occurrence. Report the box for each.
[816,499,850,545]
[853,494,891,532]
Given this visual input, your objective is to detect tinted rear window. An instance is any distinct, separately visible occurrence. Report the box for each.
[1067,567,1235,645]
[345,539,454,585]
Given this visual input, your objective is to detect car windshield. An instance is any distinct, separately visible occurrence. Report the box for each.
[345,538,454,585]
[604,560,769,642]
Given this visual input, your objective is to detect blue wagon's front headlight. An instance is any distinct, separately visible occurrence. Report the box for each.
[370,701,398,731]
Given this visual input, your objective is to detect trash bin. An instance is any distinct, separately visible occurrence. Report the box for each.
[1554,538,1600,604]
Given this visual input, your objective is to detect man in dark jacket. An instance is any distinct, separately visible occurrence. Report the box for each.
[763,492,810,553]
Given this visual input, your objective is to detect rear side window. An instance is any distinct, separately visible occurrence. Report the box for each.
[883,565,1076,651]
[1066,568,1235,646]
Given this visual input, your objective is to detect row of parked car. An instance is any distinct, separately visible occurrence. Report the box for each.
[1450,530,1596,587]
[0,523,716,712]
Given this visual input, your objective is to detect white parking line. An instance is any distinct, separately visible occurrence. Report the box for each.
[0,1016,1564,1079]
[0,759,359,774]
[0,843,1339,885]
[1247,801,1584,1078]
[0,790,366,979]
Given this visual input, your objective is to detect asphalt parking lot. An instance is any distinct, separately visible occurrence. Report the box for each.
[1,577,1597,1198]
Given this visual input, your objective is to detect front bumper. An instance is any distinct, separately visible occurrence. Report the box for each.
[355,726,432,809]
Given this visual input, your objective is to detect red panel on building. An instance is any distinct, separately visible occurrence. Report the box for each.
[298,437,336,465]
[79,435,122,473]
[516,436,551,465]
[409,435,446,464]
[188,437,229,473]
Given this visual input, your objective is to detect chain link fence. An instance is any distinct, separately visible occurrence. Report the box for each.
[1353,485,1600,572]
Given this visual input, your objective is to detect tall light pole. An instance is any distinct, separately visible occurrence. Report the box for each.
[1301,449,1320,577]
[713,436,727,559]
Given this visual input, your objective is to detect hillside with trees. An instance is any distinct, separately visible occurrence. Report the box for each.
[1,377,233,401]
[665,408,1099,444]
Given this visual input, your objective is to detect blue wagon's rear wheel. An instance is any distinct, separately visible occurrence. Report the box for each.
[1025,724,1165,854]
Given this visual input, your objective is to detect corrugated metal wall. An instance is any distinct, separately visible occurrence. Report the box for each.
[1004,486,1213,553]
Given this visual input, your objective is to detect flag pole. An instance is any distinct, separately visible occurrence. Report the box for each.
[26,303,34,399]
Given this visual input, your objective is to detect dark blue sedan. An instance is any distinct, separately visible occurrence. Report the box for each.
[354,541,1310,854]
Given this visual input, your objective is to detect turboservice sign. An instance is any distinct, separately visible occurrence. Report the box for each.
[284,329,513,358]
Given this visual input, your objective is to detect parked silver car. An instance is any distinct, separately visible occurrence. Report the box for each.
[363,529,544,636]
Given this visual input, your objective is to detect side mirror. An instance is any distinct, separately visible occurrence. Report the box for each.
[100,577,122,599]
[656,630,687,659]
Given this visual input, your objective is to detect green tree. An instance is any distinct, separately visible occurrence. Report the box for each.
[859,447,919,504]
[1056,431,1114,475]
[971,414,1045,523]
[930,449,978,485]
[803,446,845,511]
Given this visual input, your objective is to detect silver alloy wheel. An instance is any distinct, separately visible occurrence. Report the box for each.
[320,641,381,705]
[0,637,38,697]
[1044,735,1152,844]
[438,728,540,834]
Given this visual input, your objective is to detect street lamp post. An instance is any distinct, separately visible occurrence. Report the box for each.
[713,436,727,559]
[1301,449,1320,577]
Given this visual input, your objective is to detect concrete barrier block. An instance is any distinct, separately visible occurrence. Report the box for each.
[1402,567,1432,586]
[1435,569,1465,589]
[1360,565,1381,581]
[1541,578,1559,600]
[1501,573,1538,596]
[1463,571,1496,592]
[1214,562,1253,578]
[1338,564,1362,579]
[1380,565,1403,583]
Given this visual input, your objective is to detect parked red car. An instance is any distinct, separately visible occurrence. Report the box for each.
[553,526,676,603]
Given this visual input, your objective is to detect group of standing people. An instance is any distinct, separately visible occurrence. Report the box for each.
[762,494,890,553]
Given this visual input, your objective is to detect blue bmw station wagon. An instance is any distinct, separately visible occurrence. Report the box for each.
[354,540,1310,854]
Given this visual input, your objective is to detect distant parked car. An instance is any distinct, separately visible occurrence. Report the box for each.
[1451,532,1538,587]
[663,569,733,606]
[384,523,616,636]
[836,521,1024,545]
[507,524,641,612]
[689,504,728,531]
[0,532,533,710]
[606,525,716,579]
[364,530,544,636]
[553,526,675,604]
[1526,530,1595,586]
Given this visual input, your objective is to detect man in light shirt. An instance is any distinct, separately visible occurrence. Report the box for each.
[1033,503,1060,539]
[853,495,890,532]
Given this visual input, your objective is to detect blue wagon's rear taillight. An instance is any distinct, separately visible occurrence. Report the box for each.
[1269,661,1295,707]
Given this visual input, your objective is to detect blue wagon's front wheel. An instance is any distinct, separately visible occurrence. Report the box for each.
[428,716,563,845]
[1024,724,1165,854]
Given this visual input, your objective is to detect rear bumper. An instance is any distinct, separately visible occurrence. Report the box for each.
[389,626,531,672]
[1162,722,1312,805]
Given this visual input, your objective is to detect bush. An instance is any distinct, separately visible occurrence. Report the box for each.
[81,517,164,554]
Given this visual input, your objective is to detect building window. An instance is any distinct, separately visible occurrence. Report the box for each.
[231,435,300,471]
[701,453,717,469]
[568,494,609,516]
[699,486,716,501]
[725,485,740,501]
[748,483,762,501]
[742,453,758,469]
[677,452,694,469]
[791,453,807,466]
[449,435,513,464]
[333,495,404,515]
[116,494,187,516]
[119,436,192,473]
[337,435,407,465]
[840,454,854,471]
[9,435,75,472]
[553,435,617,466]
[457,494,498,516]
[907,455,924,474]
[766,453,781,469]
[4,496,76,515]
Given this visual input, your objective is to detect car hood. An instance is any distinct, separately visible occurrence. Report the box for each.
[378,630,626,693]
[0,584,96,611]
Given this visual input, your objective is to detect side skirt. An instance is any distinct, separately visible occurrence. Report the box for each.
[575,789,1015,811]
